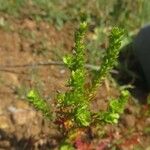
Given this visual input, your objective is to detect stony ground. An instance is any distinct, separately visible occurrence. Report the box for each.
[0,15,150,150]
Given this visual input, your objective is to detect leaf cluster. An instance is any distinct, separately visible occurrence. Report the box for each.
[97,90,129,124]
[27,89,51,119]
[58,21,91,127]
[58,21,126,127]
[26,20,127,128]
[90,27,125,98]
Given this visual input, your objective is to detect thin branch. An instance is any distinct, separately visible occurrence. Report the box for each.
[0,60,118,74]
[0,61,64,68]
[0,69,27,74]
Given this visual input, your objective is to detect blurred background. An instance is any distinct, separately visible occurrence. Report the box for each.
[0,0,150,149]
[1,0,149,63]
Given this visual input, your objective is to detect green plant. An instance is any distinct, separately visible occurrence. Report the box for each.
[27,89,51,119]
[57,20,90,127]
[89,27,125,99]
[96,90,129,124]
[56,19,127,128]
[26,19,129,149]
[27,19,127,128]
[0,0,25,17]
[59,143,75,150]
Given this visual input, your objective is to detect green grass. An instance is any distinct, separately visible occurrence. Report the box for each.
[0,0,26,17]
[0,0,149,30]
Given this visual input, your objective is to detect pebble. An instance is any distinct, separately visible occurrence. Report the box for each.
[122,114,136,128]
[60,69,65,74]
[15,100,30,109]
[0,115,11,130]
[0,140,10,148]
[8,106,36,125]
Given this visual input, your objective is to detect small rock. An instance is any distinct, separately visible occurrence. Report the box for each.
[8,106,36,125]
[15,100,30,110]
[3,73,20,87]
[29,125,41,137]
[0,115,11,130]
[0,140,10,148]
[122,114,136,128]
[60,69,65,74]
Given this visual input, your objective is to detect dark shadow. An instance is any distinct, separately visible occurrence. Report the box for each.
[112,43,149,104]
[0,129,59,150]
[0,129,33,150]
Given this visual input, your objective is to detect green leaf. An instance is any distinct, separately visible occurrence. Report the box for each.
[60,143,75,150]
[27,89,51,119]
[75,105,91,127]
[90,27,125,98]
[63,55,74,69]
[97,90,129,124]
